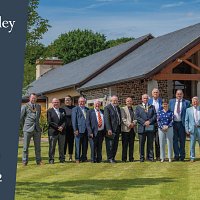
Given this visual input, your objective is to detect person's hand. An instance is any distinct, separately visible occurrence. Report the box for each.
[58,126,63,132]
[186,131,190,138]
[90,133,93,138]
[144,121,150,127]
[74,130,79,136]
[129,123,134,128]
[108,130,112,135]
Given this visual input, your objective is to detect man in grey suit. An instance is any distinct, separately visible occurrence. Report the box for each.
[20,93,43,166]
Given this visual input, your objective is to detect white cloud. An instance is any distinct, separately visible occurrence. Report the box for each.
[161,1,185,8]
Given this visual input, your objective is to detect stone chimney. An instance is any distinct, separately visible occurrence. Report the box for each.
[36,57,64,79]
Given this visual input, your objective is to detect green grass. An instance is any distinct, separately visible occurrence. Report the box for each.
[15,139,200,200]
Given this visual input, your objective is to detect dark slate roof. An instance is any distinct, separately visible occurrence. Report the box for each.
[26,34,151,95]
[80,23,200,90]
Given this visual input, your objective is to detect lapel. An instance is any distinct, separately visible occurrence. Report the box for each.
[52,108,60,121]
[92,109,98,124]
[124,106,131,120]
[181,99,185,113]
[171,99,176,112]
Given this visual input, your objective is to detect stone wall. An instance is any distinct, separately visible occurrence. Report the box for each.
[82,79,148,106]
[157,80,168,99]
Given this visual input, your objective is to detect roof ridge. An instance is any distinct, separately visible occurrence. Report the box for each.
[77,34,154,88]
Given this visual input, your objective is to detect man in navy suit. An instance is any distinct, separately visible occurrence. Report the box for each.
[169,90,190,161]
[148,88,162,160]
[86,99,105,163]
[47,98,66,164]
[72,97,89,163]
[104,95,121,163]
[135,94,157,162]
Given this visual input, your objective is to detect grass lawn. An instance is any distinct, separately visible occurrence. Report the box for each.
[15,139,200,200]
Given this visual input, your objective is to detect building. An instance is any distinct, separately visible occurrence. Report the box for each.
[24,23,200,109]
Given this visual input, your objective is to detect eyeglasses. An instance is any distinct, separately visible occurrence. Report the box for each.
[65,99,71,101]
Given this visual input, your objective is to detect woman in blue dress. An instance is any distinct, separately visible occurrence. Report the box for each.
[157,99,174,162]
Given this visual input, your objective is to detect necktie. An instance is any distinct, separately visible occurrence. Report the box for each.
[32,104,35,110]
[83,109,86,119]
[114,106,120,124]
[177,100,180,115]
[97,111,102,128]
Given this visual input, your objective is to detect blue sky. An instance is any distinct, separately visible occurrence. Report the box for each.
[38,0,200,45]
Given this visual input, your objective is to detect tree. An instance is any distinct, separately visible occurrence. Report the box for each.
[23,0,50,87]
[46,29,107,64]
[106,37,133,48]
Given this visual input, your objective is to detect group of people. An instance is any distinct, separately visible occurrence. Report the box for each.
[20,88,200,166]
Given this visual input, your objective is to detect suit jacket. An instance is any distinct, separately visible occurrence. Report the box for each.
[104,103,121,133]
[72,106,89,134]
[135,104,157,134]
[86,109,106,137]
[47,108,66,136]
[169,98,190,126]
[185,106,200,134]
[121,106,136,132]
[20,102,41,133]
[62,105,75,127]
[148,97,162,112]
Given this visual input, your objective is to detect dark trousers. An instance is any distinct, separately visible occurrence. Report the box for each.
[122,129,135,161]
[64,126,74,155]
[154,125,160,159]
[89,130,104,162]
[75,132,88,161]
[173,121,186,160]
[105,131,120,161]
[138,131,154,161]
[48,134,65,162]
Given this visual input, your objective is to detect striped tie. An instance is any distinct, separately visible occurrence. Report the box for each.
[97,111,102,128]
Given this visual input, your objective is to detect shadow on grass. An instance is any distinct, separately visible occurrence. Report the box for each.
[16,177,175,198]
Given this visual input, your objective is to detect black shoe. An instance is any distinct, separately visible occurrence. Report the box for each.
[140,159,144,162]
[22,162,27,166]
[174,157,179,161]
[180,158,185,162]
[147,159,155,162]
[49,160,54,164]
[129,159,134,162]
[122,160,127,163]
[60,160,65,163]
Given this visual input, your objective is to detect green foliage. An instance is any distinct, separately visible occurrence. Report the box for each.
[45,29,107,64]
[26,0,50,46]
[106,37,133,48]
[23,0,50,88]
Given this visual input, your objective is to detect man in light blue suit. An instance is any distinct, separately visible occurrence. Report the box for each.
[72,97,89,163]
[185,96,200,162]
[148,88,162,160]
[169,90,190,161]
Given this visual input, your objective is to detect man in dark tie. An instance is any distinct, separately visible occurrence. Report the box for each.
[72,97,89,163]
[86,99,105,163]
[20,93,43,166]
[104,95,121,163]
[135,94,157,162]
[47,98,66,164]
[169,90,190,161]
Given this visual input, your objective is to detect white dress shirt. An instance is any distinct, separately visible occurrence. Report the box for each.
[193,106,200,125]
[53,107,60,119]
[152,98,159,113]
[174,99,182,122]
